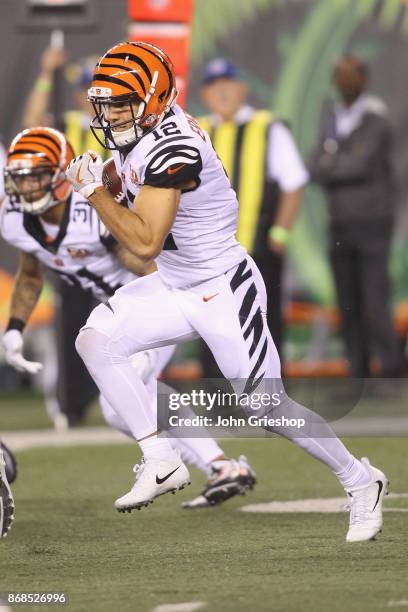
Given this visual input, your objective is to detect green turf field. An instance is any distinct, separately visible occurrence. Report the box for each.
[1,436,407,612]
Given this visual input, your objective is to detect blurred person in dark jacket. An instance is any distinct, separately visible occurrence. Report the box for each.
[311,55,403,378]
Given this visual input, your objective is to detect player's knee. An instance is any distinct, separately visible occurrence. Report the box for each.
[75,327,104,365]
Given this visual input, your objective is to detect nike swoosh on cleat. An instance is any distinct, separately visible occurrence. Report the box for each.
[372,480,383,511]
[156,465,181,485]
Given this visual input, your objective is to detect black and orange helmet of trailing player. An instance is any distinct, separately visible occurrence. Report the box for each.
[88,41,178,150]
[4,127,75,215]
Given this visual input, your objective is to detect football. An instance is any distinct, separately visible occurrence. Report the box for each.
[102,158,126,205]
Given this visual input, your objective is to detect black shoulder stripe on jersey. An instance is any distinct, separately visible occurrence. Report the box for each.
[147,144,201,175]
[145,164,202,189]
[149,150,199,174]
[144,144,202,188]
[147,135,193,158]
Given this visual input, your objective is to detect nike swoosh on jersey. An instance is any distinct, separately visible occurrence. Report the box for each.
[167,164,186,175]
[156,466,181,485]
[202,293,219,302]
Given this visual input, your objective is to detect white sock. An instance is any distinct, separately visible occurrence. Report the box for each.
[139,435,177,461]
[335,456,372,490]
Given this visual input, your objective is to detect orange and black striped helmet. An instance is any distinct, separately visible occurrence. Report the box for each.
[88,41,178,149]
[4,127,75,215]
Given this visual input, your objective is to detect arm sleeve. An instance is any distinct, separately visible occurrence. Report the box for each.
[143,141,203,188]
[266,123,309,191]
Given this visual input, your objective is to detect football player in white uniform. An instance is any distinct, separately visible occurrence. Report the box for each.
[66,42,388,541]
[1,127,256,510]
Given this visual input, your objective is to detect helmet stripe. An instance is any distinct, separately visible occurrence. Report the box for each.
[15,144,58,164]
[93,73,136,92]
[17,138,60,163]
[19,132,61,147]
[29,133,62,150]
[104,52,152,81]
[130,43,173,95]
[19,133,62,155]
[8,148,48,157]
[97,63,147,95]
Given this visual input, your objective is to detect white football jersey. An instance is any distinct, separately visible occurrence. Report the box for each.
[112,104,246,288]
[0,191,135,302]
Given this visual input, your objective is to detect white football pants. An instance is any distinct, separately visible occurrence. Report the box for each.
[76,257,370,491]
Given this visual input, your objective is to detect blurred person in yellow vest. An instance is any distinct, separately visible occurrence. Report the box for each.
[199,59,308,364]
[22,46,109,161]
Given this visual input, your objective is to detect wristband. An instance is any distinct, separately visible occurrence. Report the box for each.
[35,77,53,94]
[268,226,289,245]
[6,317,26,333]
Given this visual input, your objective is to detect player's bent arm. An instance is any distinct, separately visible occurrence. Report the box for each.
[113,243,157,277]
[89,185,180,262]
[9,252,45,325]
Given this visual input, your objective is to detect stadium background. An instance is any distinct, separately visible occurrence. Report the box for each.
[1,0,408,341]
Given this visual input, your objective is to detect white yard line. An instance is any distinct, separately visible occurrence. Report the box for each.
[152,603,206,612]
[241,493,408,514]
[0,427,130,452]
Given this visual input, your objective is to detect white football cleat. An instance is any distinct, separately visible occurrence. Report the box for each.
[115,454,190,513]
[0,447,15,537]
[182,455,256,509]
[345,457,389,543]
